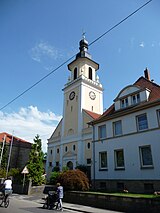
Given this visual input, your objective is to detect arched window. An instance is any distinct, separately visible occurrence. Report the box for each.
[74,67,77,80]
[89,67,92,80]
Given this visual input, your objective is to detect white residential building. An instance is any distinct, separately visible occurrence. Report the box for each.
[90,69,160,193]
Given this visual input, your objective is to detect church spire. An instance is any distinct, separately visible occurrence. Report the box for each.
[76,34,91,59]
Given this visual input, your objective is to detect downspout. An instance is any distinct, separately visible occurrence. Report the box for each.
[92,124,96,190]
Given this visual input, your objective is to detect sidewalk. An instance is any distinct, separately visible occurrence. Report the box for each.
[12,193,121,213]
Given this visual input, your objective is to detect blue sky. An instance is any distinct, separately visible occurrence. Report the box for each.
[0,0,159,152]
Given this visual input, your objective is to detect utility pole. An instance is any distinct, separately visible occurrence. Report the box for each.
[0,134,6,168]
[6,131,14,178]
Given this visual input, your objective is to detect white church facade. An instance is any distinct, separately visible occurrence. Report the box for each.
[46,37,103,179]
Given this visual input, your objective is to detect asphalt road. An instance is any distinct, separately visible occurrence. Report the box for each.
[0,194,123,213]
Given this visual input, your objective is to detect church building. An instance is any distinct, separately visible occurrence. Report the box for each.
[46,37,103,179]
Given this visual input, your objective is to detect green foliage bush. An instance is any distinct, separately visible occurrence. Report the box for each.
[50,171,60,185]
[57,169,89,191]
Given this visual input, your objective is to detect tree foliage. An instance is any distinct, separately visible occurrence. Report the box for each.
[57,169,89,191]
[0,142,8,169]
[27,135,44,186]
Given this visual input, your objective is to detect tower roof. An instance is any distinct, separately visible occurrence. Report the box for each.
[76,37,91,59]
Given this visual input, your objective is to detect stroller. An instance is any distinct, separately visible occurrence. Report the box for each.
[43,191,58,210]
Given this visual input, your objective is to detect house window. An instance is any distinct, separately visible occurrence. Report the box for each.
[137,114,148,131]
[157,110,160,126]
[113,120,122,136]
[74,67,77,80]
[98,125,106,139]
[132,93,140,105]
[99,152,107,170]
[89,67,92,80]
[115,149,125,169]
[121,98,128,108]
[139,145,153,168]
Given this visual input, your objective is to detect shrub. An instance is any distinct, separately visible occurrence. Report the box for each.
[50,171,60,185]
[57,169,89,191]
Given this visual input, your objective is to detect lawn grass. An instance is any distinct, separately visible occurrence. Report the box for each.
[86,191,160,199]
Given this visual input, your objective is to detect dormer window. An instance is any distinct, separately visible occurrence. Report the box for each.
[132,93,140,105]
[121,98,128,108]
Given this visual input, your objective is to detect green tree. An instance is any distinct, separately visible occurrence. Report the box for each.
[27,135,44,186]
[0,141,8,169]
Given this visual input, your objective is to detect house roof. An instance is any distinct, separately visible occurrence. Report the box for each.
[83,109,101,119]
[90,74,160,125]
[0,132,32,147]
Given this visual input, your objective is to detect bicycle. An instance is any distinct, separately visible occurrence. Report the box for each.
[0,190,12,208]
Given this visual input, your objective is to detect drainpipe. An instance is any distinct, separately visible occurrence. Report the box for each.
[92,124,96,190]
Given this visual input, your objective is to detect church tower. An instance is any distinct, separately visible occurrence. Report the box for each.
[62,37,103,138]
[47,36,103,176]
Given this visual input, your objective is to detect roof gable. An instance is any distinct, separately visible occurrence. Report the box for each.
[91,75,160,124]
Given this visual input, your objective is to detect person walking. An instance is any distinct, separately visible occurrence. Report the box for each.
[56,182,64,211]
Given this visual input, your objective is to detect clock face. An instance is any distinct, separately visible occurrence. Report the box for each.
[89,91,96,100]
[69,91,75,100]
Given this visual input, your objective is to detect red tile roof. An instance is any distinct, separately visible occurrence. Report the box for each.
[90,75,160,124]
[83,109,101,119]
[0,132,32,147]
[134,77,160,101]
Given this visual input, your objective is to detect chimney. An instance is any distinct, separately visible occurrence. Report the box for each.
[144,68,150,80]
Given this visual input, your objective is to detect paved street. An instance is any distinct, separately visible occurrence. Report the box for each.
[0,194,123,213]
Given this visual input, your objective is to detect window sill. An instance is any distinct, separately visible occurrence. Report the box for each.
[115,167,125,171]
[141,166,154,169]
[99,168,108,171]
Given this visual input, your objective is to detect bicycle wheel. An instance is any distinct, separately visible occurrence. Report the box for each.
[0,198,3,207]
[4,197,9,208]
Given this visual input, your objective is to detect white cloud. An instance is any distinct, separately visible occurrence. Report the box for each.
[29,41,62,62]
[0,106,62,152]
[139,42,145,48]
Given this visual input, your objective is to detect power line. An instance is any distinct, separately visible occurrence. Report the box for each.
[0,0,153,111]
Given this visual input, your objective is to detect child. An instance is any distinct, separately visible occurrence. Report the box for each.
[56,182,63,211]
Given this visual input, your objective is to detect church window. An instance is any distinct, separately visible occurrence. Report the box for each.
[57,148,59,153]
[71,106,73,112]
[74,67,77,80]
[92,106,93,111]
[65,146,68,152]
[87,142,90,149]
[89,67,92,80]
[50,149,52,155]
[73,144,76,151]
